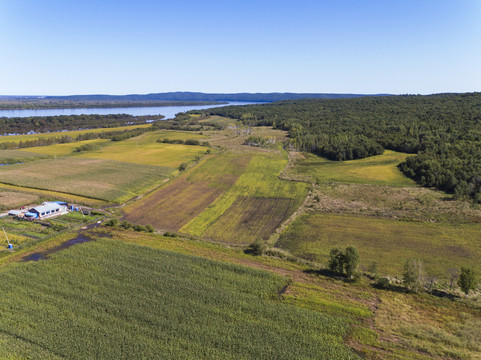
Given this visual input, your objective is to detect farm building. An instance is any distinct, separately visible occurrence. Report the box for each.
[27,202,68,219]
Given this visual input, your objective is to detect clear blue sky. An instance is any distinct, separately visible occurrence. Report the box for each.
[1,0,480,95]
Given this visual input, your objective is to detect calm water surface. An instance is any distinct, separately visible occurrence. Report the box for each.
[0,102,256,119]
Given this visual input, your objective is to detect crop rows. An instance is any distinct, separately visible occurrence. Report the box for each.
[0,239,358,359]
[181,152,307,241]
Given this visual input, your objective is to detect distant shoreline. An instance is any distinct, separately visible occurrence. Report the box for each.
[0,100,226,111]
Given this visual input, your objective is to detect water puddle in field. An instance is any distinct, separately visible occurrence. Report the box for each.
[22,234,94,262]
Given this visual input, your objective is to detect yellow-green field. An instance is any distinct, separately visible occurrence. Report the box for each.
[74,135,208,167]
[0,124,150,145]
[199,115,238,127]
[180,151,308,243]
[289,150,415,186]
[0,158,171,202]
[21,139,110,156]
[276,212,481,277]
[0,149,48,163]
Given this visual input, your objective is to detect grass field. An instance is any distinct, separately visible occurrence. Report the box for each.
[0,239,358,360]
[289,150,415,186]
[21,130,208,167]
[0,124,150,146]
[276,213,481,278]
[0,158,171,202]
[307,183,481,224]
[180,151,308,243]
[199,115,238,127]
[0,149,49,163]
[74,135,208,167]
[21,139,110,156]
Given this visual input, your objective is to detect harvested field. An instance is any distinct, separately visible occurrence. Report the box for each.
[0,191,38,210]
[203,197,299,244]
[124,152,251,230]
[0,158,171,202]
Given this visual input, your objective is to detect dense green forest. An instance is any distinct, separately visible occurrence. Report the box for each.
[0,114,164,134]
[194,93,481,201]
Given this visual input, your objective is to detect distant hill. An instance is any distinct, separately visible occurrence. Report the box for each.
[22,92,388,102]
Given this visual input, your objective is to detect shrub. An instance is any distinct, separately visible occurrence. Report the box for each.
[245,238,268,256]
[375,277,391,290]
[145,224,155,233]
[120,220,132,229]
[133,224,147,232]
[178,163,187,171]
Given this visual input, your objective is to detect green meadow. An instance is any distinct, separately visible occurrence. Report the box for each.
[290,150,415,186]
[276,213,481,277]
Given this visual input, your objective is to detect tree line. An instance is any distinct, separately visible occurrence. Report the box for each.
[196,93,481,201]
[0,114,164,135]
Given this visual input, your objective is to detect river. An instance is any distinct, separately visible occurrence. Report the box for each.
[0,102,256,119]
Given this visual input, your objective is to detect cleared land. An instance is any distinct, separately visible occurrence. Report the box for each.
[276,213,481,277]
[0,158,171,202]
[288,150,415,186]
[180,151,308,243]
[0,239,358,359]
[124,152,251,230]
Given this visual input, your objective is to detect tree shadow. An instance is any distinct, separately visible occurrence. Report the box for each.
[430,289,459,301]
